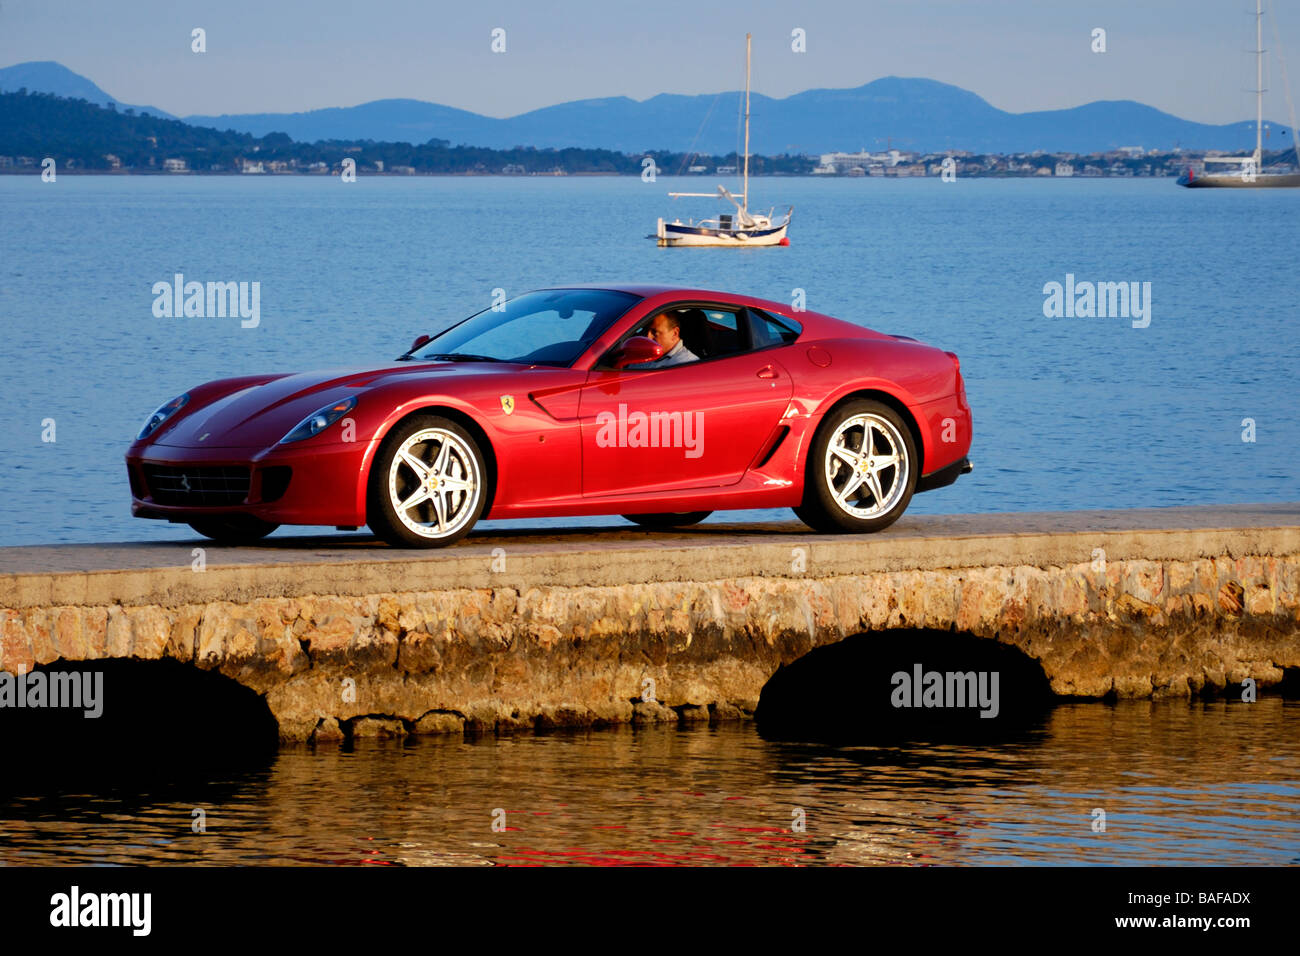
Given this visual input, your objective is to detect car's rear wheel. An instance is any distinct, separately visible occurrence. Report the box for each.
[189,515,279,544]
[622,511,713,529]
[794,399,917,534]
[368,415,487,548]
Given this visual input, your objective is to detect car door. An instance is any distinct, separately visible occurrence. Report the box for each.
[577,304,793,498]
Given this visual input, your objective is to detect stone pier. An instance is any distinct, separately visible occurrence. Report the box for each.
[1,503,1297,742]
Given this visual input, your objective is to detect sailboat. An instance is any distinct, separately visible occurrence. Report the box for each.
[1179,0,1300,187]
[651,33,794,246]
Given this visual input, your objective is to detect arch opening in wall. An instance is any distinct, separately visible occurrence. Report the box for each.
[755,628,1057,744]
[0,659,279,795]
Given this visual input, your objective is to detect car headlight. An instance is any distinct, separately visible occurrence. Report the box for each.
[137,393,190,440]
[280,397,357,444]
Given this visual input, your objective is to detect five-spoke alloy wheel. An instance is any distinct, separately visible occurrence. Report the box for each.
[794,399,917,534]
[368,415,487,547]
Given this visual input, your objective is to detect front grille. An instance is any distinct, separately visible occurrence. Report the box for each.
[143,465,250,506]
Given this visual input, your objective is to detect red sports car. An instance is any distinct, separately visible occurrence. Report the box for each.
[126,285,972,547]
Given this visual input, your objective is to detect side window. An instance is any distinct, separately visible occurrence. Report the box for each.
[747,308,802,349]
[618,305,751,363]
[698,308,747,358]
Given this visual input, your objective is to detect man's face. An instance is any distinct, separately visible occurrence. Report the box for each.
[647,315,680,351]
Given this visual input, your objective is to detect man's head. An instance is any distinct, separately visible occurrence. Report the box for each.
[646,313,682,352]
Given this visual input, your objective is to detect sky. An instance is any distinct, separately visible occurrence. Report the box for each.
[2,0,1299,125]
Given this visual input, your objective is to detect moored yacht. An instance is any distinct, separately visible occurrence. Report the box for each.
[1179,0,1300,188]
[651,34,793,246]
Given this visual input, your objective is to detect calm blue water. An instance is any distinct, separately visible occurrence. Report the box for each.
[1,176,1297,869]
[1,175,1297,546]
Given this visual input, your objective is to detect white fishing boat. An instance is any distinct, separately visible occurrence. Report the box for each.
[651,33,793,247]
[1179,0,1300,187]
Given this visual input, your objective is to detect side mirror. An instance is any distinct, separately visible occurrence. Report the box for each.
[409,333,431,353]
[612,336,663,369]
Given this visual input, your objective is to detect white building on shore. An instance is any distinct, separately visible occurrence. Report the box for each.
[814,149,915,174]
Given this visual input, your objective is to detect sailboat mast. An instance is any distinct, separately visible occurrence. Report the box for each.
[1257,0,1264,163]
[743,33,751,215]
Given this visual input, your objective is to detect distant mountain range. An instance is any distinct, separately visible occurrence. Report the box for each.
[0,61,174,120]
[1,60,1286,155]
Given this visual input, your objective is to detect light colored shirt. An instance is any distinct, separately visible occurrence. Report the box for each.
[632,339,699,369]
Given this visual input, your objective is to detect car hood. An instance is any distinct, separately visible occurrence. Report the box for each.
[153,361,513,449]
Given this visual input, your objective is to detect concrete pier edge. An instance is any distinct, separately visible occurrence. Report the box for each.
[2,503,1298,610]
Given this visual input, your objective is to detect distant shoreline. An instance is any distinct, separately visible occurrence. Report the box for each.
[7,90,1292,181]
[0,169,1185,179]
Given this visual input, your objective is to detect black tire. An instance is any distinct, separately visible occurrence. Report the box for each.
[367,414,487,548]
[622,511,713,529]
[189,515,279,544]
[793,399,917,534]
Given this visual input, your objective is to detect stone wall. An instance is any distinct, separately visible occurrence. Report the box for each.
[3,551,1297,742]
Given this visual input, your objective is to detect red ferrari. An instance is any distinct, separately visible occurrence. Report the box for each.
[126,285,972,547]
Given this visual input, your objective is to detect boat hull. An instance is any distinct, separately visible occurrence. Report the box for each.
[1178,170,1300,188]
[656,220,790,247]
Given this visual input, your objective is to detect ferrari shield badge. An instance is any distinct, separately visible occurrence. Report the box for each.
[500,394,515,415]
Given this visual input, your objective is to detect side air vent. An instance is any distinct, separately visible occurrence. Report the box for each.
[754,426,790,469]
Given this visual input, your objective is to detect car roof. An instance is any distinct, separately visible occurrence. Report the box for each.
[532,283,870,338]
[534,283,800,314]
[534,283,695,297]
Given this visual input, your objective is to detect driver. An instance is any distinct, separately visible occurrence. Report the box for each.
[631,312,699,368]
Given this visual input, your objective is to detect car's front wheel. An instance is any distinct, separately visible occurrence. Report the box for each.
[367,415,487,548]
[189,515,279,544]
[794,399,917,534]
[622,511,713,529]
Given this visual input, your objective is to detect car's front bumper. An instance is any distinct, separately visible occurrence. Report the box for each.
[126,440,372,527]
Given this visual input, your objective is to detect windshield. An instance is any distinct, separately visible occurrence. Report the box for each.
[409,289,641,367]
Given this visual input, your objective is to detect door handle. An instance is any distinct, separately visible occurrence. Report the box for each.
[756,365,779,379]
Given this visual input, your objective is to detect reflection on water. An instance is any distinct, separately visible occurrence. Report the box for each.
[1,699,1296,866]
